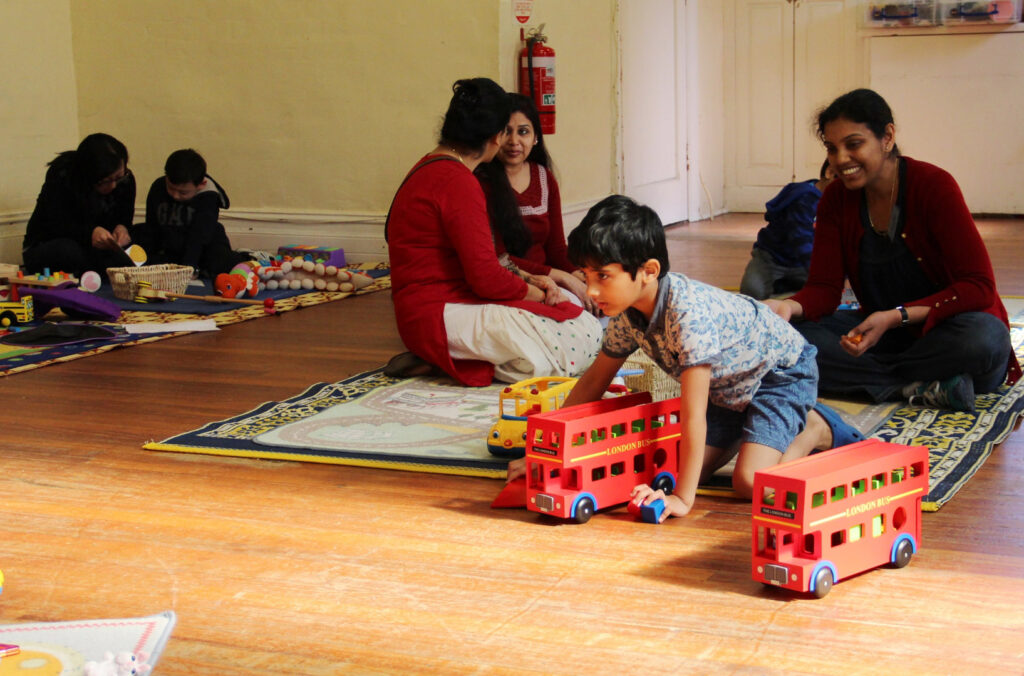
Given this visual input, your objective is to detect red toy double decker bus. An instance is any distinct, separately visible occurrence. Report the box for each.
[524,392,680,523]
[752,439,928,597]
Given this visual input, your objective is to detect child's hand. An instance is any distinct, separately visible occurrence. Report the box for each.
[630,484,690,522]
[506,457,526,483]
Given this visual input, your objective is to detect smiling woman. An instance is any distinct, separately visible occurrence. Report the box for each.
[765,88,1020,413]
[476,94,593,312]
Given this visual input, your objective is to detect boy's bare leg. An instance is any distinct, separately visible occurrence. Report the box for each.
[731,411,832,497]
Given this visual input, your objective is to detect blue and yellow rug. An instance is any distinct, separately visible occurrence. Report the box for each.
[145,353,1024,510]
[0,264,389,377]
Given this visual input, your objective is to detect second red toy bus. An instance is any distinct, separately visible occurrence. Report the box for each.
[751,439,928,597]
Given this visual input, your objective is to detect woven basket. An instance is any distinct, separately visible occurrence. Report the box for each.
[623,350,678,402]
[106,264,192,301]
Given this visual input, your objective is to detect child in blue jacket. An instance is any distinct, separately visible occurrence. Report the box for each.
[739,160,834,300]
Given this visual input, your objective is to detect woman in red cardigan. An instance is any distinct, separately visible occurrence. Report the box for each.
[386,79,602,386]
[767,89,1018,412]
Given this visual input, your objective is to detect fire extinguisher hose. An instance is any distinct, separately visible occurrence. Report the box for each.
[526,36,537,102]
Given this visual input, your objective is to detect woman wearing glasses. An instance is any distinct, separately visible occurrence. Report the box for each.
[23,133,136,276]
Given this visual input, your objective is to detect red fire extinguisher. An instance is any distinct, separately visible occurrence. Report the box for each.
[519,24,555,135]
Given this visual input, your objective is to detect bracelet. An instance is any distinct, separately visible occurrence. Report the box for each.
[895,305,910,327]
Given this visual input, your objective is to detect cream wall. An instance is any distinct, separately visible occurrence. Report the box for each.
[0,0,79,262]
[61,0,618,261]
[498,0,619,229]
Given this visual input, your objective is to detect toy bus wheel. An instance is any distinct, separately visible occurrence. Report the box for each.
[574,498,595,524]
[812,568,834,598]
[0,311,14,328]
[892,539,914,568]
[651,475,674,494]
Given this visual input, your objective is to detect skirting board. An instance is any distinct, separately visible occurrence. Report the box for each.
[0,199,602,266]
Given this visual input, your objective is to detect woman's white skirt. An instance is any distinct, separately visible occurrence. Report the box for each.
[444,303,603,383]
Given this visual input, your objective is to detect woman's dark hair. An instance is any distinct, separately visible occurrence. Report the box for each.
[475,161,532,256]
[816,88,899,155]
[568,195,669,279]
[165,148,207,185]
[475,93,559,257]
[439,78,512,154]
[58,133,129,187]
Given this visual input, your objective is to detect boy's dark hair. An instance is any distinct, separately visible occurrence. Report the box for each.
[165,148,207,185]
[568,195,669,279]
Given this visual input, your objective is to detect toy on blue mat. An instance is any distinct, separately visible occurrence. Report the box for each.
[277,244,346,268]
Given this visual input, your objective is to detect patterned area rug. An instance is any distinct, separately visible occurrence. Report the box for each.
[146,335,1024,509]
[145,370,510,478]
[0,264,389,377]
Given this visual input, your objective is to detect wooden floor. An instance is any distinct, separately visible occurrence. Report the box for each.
[4,214,1024,675]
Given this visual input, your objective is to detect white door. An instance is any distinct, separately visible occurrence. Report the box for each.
[619,0,688,226]
[729,0,855,211]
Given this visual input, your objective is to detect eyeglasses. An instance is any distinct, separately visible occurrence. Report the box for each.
[96,167,132,187]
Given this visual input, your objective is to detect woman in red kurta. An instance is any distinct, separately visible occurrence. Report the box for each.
[768,89,1017,412]
[387,79,602,386]
[477,94,593,312]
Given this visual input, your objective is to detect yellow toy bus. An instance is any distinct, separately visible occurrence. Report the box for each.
[487,376,577,458]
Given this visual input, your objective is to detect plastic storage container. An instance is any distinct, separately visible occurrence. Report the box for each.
[939,1,1022,23]
[865,1,942,26]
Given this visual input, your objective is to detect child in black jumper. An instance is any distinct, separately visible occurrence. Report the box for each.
[134,149,244,278]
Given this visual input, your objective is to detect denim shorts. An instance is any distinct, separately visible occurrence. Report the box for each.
[705,342,818,454]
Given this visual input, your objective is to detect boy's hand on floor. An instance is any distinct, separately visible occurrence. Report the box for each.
[630,484,690,522]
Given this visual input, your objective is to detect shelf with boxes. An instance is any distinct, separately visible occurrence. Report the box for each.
[863,1,1021,28]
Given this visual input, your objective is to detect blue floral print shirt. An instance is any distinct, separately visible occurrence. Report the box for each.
[602,272,807,410]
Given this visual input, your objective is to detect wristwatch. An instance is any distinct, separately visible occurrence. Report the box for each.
[895,305,910,327]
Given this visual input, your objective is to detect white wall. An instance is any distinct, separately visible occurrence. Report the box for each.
[868,30,1024,213]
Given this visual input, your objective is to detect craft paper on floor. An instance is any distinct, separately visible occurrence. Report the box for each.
[0,610,175,674]
[125,319,219,334]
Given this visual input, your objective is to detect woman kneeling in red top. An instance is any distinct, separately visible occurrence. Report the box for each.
[386,78,602,386]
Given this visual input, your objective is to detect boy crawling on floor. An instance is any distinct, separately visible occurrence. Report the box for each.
[506,195,862,520]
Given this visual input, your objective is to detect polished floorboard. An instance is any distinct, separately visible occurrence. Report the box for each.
[3,214,1023,675]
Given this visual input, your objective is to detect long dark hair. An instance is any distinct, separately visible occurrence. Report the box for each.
[439,78,511,155]
[475,93,560,257]
[475,161,531,256]
[45,133,130,213]
[52,133,129,186]
[816,88,899,156]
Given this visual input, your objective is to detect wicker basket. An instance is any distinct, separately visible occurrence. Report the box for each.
[106,264,192,301]
[622,350,679,402]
